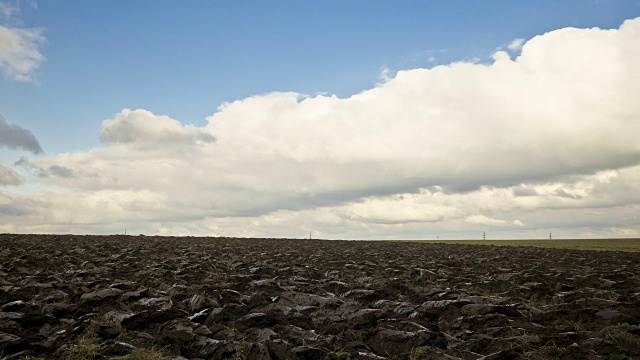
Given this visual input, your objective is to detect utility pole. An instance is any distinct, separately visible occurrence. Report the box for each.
[483,231,486,241]
[309,231,312,240]
[549,232,552,240]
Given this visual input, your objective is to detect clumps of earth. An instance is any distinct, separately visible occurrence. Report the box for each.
[0,234,639,359]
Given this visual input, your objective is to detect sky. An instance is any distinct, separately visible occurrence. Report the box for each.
[1,1,640,239]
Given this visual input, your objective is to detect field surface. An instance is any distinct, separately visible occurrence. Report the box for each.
[0,234,639,359]
[405,238,640,252]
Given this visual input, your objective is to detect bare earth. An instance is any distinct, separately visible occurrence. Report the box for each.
[0,234,639,359]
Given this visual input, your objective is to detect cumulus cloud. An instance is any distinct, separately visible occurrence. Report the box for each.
[0,115,42,153]
[5,18,640,237]
[201,18,640,194]
[100,109,215,147]
[0,25,45,81]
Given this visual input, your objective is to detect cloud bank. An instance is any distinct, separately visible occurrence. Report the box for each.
[4,18,640,238]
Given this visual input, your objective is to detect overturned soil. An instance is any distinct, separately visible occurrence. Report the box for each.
[1,234,639,359]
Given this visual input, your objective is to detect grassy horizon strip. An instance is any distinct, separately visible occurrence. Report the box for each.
[392,238,640,252]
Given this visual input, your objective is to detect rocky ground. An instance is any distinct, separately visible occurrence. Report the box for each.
[0,234,639,359]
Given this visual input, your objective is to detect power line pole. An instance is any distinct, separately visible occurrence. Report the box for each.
[309,231,312,240]
[549,232,552,240]
[483,231,486,241]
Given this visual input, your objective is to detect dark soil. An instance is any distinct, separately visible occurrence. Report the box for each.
[1,234,639,359]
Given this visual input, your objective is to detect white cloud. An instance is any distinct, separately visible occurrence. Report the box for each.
[0,25,44,81]
[507,38,525,51]
[345,193,457,224]
[4,17,640,238]
[466,215,508,226]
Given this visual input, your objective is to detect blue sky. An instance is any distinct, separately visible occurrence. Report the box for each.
[1,1,640,238]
